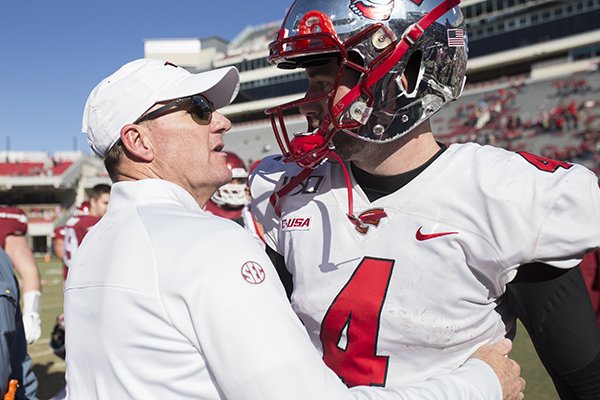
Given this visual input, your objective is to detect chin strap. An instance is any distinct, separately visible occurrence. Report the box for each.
[269,150,386,230]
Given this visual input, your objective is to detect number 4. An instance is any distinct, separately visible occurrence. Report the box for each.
[320,257,394,387]
[517,151,572,173]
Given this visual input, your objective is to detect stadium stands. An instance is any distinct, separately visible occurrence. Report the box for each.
[432,68,600,175]
[0,152,110,254]
[0,162,45,176]
[0,160,74,177]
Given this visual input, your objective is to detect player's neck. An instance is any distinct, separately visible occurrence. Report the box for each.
[352,124,440,176]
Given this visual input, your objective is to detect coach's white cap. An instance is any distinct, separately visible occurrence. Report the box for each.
[82,58,239,158]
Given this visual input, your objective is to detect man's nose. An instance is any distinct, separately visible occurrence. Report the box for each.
[210,112,232,134]
[298,92,324,119]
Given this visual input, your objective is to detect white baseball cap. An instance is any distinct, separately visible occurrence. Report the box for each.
[82,58,240,158]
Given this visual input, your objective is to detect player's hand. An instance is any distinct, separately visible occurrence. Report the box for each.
[470,339,525,400]
[22,290,42,344]
[22,311,42,344]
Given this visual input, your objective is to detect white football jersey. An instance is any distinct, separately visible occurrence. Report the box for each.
[65,178,504,400]
[251,142,600,387]
[62,214,100,271]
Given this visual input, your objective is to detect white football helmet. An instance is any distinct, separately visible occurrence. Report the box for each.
[211,152,249,207]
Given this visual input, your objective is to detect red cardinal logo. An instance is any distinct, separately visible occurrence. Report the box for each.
[349,0,395,20]
[355,208,388,234]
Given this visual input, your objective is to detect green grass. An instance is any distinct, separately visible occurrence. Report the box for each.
[28,258,559,399]
[27,258,66,399]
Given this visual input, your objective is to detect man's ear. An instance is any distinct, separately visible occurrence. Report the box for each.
[120,124,154,162]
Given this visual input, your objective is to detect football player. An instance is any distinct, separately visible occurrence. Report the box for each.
[52,188,108,400]
[62,185,110,276]
[53,201,91,280]
[0,206,42,345]
[204,151,250,225]
[205,152,265,245]
[250,0,600,398]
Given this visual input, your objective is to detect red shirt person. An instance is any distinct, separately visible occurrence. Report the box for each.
[63,185,110,277]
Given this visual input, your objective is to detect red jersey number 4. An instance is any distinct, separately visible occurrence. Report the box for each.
[320,257,394,387]
[517,151,572,173]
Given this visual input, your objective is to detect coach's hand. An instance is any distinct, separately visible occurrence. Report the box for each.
[471,339,525,400]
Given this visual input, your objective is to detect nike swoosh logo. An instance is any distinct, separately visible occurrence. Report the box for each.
[416,226,458,241]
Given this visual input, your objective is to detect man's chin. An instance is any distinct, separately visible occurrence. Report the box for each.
[331,132,365,161]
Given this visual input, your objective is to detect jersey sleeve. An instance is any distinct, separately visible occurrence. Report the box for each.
[0,208,29,250]
[470,148,600,291]
[533,166,600,268]
[157,221,504,400]
[52,226,66,241]
[0,207,28,236]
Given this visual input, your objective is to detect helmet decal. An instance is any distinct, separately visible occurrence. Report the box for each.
[349,0,395,21]
[447,28,465,47]
[297,10,337,50]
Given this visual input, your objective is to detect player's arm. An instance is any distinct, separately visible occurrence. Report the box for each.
[266,244,293,300]
[53,238,65,260]
[4,236,41,294]
[166,230,522,400]
[261,250,523,398]
[506,262,600,399]
[4,235,42,344]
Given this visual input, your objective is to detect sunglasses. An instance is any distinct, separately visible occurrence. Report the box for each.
[134,94,215,125]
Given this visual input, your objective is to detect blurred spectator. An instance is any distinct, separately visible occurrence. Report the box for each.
[51,226,66,262]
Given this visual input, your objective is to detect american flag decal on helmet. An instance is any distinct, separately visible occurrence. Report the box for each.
[447,29,465,47]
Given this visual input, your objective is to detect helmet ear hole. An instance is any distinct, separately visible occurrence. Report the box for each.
[403,50,423,94]
[348,50,365,68]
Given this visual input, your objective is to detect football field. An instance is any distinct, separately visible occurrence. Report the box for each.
[28,258,559,399]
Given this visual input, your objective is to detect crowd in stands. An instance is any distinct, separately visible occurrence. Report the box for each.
[0,160,73,177]
[436,73,600,176]
[553,77,592,97]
